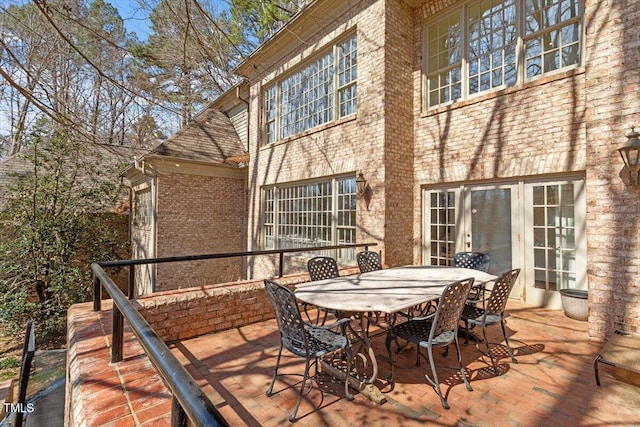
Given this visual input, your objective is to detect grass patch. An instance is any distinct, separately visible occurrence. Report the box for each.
[0,357,20,370]
[0,370,15,381]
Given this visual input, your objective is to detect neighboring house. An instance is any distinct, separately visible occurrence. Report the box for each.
[0,142,139,212]
[0,143,141,288]
[222,0,639,340]
[124,84,249,295]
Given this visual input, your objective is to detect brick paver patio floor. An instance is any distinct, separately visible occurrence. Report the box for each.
[67,300,640,426]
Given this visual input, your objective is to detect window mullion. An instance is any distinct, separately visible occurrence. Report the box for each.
[336,44,340,121]
[332,178,338,257]
[275,84,280,142]
[273,188,279,248]
[462,6,468,102]
[516,0,525,85]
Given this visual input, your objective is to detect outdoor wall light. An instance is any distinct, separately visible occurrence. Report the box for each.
[617,127,640,187]
[355,171,367,195]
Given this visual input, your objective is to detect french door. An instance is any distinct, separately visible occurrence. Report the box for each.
[523,180,587,307]
[423,184,521,297]
[423,177,586,308]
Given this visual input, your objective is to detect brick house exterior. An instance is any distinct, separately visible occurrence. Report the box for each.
[124,85,249,294]
[230,0,640,340]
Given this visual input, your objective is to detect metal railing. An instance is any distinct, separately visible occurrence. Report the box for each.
[91,242,377,427]
[94,242,377,309]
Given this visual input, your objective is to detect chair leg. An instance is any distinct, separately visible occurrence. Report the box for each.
[385,332,395,383]
[290,357,312,422]
[344,348,354,400]
[266,343,283,396]
[454,335,473,392]
[464,320,470,344]
[481,326,500,376]
[594,355,602,386]
[500,318,517,363]
[425,345,449,409]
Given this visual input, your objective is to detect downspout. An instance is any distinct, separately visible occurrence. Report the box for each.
[236,84,249,107]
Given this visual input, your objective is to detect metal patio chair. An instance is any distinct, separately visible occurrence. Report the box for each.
[306,256,341,324]
[264,279,353,422]
[356,250,382,273]
[385,278,475,409]
[453,251,491,304]
[460,268,521,375]
[453,251,491,272]
[307,256,340,281]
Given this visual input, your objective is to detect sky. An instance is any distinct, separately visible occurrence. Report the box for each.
[109,0,153,40]
[109,0,231,40]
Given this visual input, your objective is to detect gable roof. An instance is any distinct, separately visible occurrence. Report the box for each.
[150,105,247,165]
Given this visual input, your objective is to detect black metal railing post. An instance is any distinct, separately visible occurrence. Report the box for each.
[111,306,124,363]
[171,396,188,427]
[15,320,35,427]
[128,265,135,300]
[91,264,229,426]
[93,274,101,312]
[278,251,284,277]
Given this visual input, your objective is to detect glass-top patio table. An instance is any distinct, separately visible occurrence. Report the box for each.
[294,265,497,403]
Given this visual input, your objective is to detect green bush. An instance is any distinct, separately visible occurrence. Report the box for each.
[0,125,127,340]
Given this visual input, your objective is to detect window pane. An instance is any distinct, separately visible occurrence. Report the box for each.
[263,86,277,144]
[337,36,358,118]
[524,0,582,79]
[467,0,516,95]
[426,12,462,108]
[426,190,456,265]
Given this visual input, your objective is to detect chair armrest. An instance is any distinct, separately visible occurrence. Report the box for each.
[407,311,437,322]
[318,317,351,331]
[467,295,490,304]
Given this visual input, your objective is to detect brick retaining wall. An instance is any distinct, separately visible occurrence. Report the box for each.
[134,268,360,342]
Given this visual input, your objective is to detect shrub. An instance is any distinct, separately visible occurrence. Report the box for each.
[0,125,127,340]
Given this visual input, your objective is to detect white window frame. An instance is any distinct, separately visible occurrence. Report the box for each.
[262,175,357,260]
[422,175,586,309]
[423,0,583,110]
[263,34,357,144]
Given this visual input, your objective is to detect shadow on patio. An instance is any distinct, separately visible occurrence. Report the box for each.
[66,300,640,426]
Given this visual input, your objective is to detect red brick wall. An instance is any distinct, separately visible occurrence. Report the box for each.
[240,0,640,339]
[155,172,246,292]
[244,0,391,279]
[583,0,640,338]
[136,278,280,342]
[136,267,359,342]
[383,1,416,266]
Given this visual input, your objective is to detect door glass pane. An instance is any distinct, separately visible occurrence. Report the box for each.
[427,190,456,265]
[531,182,578,291]
[470,188,512,275]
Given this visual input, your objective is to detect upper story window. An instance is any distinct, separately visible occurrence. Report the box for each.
[425,0,582,109]
[263,35,357,144]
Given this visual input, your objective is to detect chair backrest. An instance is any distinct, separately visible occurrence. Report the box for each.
[485,268,521,316]
[356,250,382,273]
[453,252,491,272]
[431,278,474,338]
[264,280,307,356]
[307,256,339,281]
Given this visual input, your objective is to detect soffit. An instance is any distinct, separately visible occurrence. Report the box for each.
[235,0,353,77]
